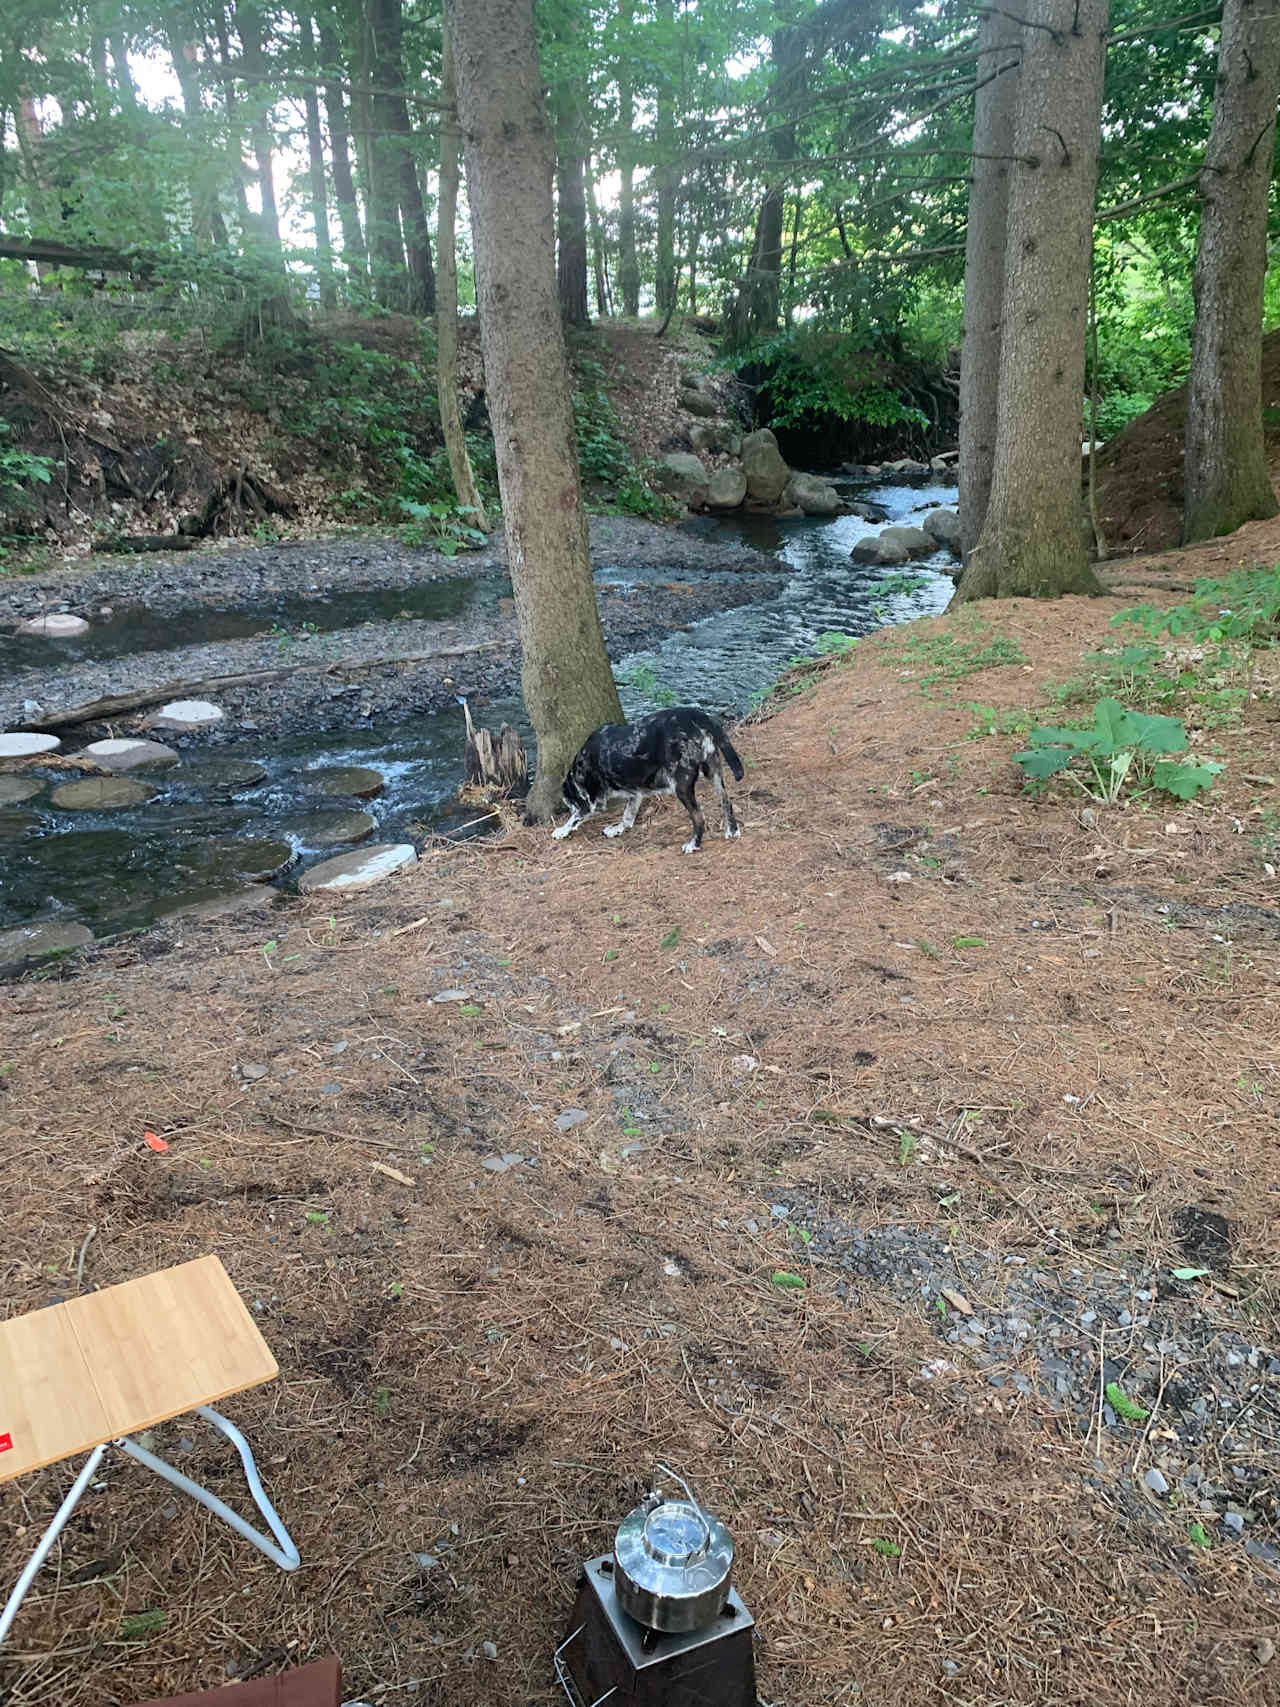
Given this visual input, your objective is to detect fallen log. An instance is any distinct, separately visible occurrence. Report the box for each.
[98,534,201,554]
[19,640,505,732]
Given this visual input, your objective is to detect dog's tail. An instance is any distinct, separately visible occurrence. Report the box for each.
[714,724,745,781]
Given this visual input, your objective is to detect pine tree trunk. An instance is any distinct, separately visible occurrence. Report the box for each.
[164,15,229,248]
[616,0,640,316]
[584,154,610,317]
[556,128,590,326]
[958,11,1020,562]
[1182,0,1280,543]
[955,0,1108,604]
[364,0,405,305]
[300,14,338,309]
[724,17,802,348]
[447,0,622,822]
[436,18,488,530]
[654,0,677,320]
[212,1,253,228]
[316,9,366,278]
[398,150,436,316]
[233,0,284,251]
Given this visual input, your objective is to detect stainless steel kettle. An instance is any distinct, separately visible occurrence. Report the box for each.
[612,1466,734,1634]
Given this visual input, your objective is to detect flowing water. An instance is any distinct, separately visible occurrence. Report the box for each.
[0,480,956,939]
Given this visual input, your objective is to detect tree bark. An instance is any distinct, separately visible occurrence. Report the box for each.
[1182,0,1280,543]
[448,0,622,822]
[654,0,677,321]
[316,8,367,278]
[616,0,640,316]
[367,0,434,313]
[233,0,284,251]
[364,0,405,305]
[955,0,1108,604]
[723,15,804,348]
[555,100,590,326]
[437,17,488,530]
[300,11,338,307]
[584,153,610,318]
[212,0,253,227]
[958,12,1020,562]
[163,14,231,248]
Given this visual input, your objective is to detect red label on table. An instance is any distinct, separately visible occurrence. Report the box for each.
[0,1434,12,1453]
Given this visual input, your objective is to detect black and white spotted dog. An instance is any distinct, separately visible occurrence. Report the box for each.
[553,706,744,853]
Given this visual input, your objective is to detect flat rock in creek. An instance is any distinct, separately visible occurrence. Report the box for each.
[148,699,225,731]
[174,755,269,791]
[50,776,157,810]
[298,842,416,893]
[305,765,386,800]
[0,775,44,803]
[84,738,180,772]
[0,732,60,761]
[19,613,89,638]
[281,808,377,849]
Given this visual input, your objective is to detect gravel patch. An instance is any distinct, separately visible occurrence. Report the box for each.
[776,1187,1280,1565]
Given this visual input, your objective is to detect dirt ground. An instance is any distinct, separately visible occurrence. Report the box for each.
[2,533,1279,1707]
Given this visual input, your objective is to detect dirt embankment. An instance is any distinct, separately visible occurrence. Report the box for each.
[1095,325,1280,556]
[2,548,1278,1707]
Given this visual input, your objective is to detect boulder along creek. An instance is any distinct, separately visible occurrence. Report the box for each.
[0,480,957,944]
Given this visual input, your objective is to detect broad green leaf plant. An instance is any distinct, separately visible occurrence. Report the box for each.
[1013,698,1223,804]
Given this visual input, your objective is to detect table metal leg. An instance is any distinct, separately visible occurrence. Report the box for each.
[115,1406,299,1573]
[0,1444,108,1648]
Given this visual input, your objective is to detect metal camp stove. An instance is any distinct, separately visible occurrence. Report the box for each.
[555,1469,757,1707]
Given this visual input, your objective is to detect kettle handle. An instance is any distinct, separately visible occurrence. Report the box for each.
[654,1463,712,1553]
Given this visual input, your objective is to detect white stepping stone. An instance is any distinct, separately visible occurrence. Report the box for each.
[84,738,180,772]
[0,920,93,960]
[0,732,60,760]
[19,613,89,638]
[298,843,416,894]
[149,699,225,731]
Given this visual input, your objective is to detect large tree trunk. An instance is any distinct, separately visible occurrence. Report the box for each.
[299,12,338,308]
[1182,0,1280,543]
[398,150,437,316]
[616,0,640,316]
[448,0,622,822]
[212,1,253,229]
[364,0,405,305]
[957,12,1020,562]
[955,0,1108,604]
[163,14,231,248]
[555,99,590,326]
[723,16,803,349]
[654,0,677,321]
[367,0,434,314]
[233,0,284,252]
[437,17,488,530]
[316,8,366,279]
[584,154,610,317]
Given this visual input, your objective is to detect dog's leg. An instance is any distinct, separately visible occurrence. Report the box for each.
[552,809,583,841]
[708,758,741,840]
[675,770,705,853]
[603,794,641,838]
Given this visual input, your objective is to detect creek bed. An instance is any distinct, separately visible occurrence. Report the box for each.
[0,482,956,940]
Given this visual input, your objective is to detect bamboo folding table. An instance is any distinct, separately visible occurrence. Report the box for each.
[0,1254,299,1647]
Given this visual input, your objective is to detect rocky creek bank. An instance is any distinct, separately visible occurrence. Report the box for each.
[0,516,782,740]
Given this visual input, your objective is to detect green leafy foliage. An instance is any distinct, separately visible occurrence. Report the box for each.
[1014,698,1221,804]
[399,499,488,556]
[771,1270,807,1290]
[1115,565,1280,648]
[0,421,55,519]
[725,330,928,433]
